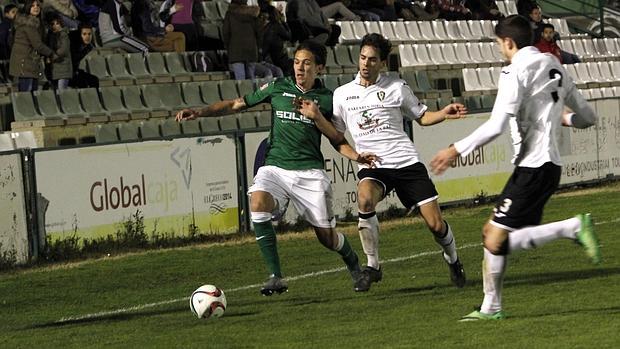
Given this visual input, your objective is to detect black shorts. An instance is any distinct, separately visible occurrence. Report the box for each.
[358,162,438,209]
[491,162,561,230]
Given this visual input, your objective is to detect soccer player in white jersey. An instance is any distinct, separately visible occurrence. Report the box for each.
[430,15,601,321]
[299,33,468,292]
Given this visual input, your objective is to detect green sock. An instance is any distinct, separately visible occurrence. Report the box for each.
[336,233,360,272]
[253,221,282,277]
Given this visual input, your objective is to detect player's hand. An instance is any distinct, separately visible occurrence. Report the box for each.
[430,145,459,175]
[294,97,321,120]
[443,103,468,120]
[356,152,378,168]
[175,109,199,122]
[561,109,574,127]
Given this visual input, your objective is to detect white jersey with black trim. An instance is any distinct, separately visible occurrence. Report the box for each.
[332,73,428,170]
[454,46,596,168]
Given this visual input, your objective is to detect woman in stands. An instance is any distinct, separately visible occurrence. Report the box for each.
[9,0,58,92]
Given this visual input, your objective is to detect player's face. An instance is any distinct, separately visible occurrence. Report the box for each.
[495,37,511,61]
[293,49,323,89]
[542,28,555,42]
[358,45,384,83]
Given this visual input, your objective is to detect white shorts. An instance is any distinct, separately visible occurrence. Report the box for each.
[248,165,336,228]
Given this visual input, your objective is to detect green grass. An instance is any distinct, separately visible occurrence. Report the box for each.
[1,184,619,348]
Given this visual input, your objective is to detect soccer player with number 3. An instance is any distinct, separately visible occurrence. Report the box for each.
[430,15,601,321]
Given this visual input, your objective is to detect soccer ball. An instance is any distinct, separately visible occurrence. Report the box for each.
[190,284,227,319]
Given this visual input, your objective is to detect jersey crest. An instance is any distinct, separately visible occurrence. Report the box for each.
[377,91,386,101]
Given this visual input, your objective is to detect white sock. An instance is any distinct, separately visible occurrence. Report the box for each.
[509,217,580,252]
[480,248,507,314]
[434,221,458,264]
[358,213,380,269]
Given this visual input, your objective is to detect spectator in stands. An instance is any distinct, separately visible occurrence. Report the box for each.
[433,0,473,20]
[46,13,72,89]
[261,5,293,76]
[0,4,18,60]
[69,22,99,88]
[527,4,544,43]
[160,0,200,51]
[223,0,262,80]
[516,0,536,17]
[98,0,151,53]
[42,0,80,30]
[286,0,341,46]
[9,0,58,92]
[395,1,439,21]
[350,0,398,21]
[73,0,101,28]
[132,0,186,52]
[316,0,361,21]
[534,23,562,63]
[467,0,504,20]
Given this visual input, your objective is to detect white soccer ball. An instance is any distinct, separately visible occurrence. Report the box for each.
[190,284,227,319]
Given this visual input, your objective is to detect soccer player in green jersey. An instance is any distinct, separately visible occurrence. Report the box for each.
[176,41,375,295]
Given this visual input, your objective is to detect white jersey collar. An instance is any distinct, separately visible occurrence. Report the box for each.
[354,72,384,87]
[511,46,540,65]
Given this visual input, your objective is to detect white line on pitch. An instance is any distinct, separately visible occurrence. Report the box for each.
[55,216,618,324]
[55,242,481,324]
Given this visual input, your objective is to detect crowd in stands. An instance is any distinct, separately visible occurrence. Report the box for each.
[0,0,583,94]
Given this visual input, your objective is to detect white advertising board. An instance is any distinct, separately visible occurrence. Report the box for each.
[0,152,29,264]
[35,136,239,241]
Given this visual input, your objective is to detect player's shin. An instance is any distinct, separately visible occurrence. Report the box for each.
[481,247,507,314]
[509,218,580,252]
[335,232,361,272]
[252,212,282,277]
[358,211,380,269]
[434,220,458,264]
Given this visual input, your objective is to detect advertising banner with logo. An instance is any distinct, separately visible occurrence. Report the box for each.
[0,152,29,264]
[35,136,239,241]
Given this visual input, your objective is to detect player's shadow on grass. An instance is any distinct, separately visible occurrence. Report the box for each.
[25,306,258,330]
[515,305,620,319]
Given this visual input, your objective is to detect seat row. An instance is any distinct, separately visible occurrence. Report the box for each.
[462,61,620,94]
[557,37,620,62]
[95,111,270,144]
[11,80,269,127]
[399,42,505,69]
[83,51,229,87]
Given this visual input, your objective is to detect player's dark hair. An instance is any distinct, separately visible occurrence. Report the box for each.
[541,23,555,32]
[295,40,327,66]
[360,33,392,61]
[495,15,534,49]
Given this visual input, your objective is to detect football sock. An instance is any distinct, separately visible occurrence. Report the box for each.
[252,212,282,278]
[480,248,507,314]
[434,220,458,264]
[509,217,580,252]
[358,211,380,269]
[336,232,360,272]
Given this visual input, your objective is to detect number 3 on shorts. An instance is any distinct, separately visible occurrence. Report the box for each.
[497,198,512,213]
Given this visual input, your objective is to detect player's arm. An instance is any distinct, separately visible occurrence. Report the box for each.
[175,98,247,121]
[416,103,468,126]
[430,110,511,175]
[297,98,376,167]
[562,83,598,129]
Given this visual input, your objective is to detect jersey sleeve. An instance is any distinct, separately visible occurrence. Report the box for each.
[563,74,598,129]
[493,66,523,115]
[244,80,275,107]
[400,83,427,120]
[331,90,347,133]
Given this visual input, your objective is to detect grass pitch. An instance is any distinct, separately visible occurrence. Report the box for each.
[1,183,619,348]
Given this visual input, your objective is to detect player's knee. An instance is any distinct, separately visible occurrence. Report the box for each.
[482,224,509,255]
[315,228,337,249]
[426,217,444,234]
[357,192,376,212]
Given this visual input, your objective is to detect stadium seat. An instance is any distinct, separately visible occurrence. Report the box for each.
[417,21,435,41]
[256,111,271,127]
[467,20,485,40]
[117,122,140,141]
[139,120,161,139]
[439,43,463,67]
[456,21,475,41]
[338,73,355,85]
[141,84,179,117]
[0,133,13,151]
[146,53,174,83]
[325,47,343,74]
[466,43,488,65]
[34,90,68,124]
[462,68,482,93]
[416,71,451,98]
[77,88,109,123]
[379,21,399,43]
[86,55,114,86]
[421,98,438,111]
[164,52,193,82]
[237,113,257,130]
[95,123,119,143]
[121,86,154,118]
[57,89,88,124]
[334,45,356,71]
[480,94,496,109]
[322,75,339,91]
[219,115,238,131]
[465,95,482,110]
[597,62,617,85]
[99,86,135,120]
[182,82,206,108]
[126,53,155,84]
[445,21,467,41]
[337,21,357,44]
[587,63,610,86]
[180,119,201,135]
[350,21,367,41]
[393,21,412,42]
[105,54,135,85]
[398,44,419,67]
[237,79,255,97]
[218,80,240,100]
[476,67,497,91]
[216,0,229,17]
[349,45,361,63]
[200,81,222,104]
[11,92,44,125]
[201,0,221,21]
[480,21,495,38]
[600,87,614,98]
[160,118,182,137]
[364,21,381,38]
[199,116,220,133]
[453,43,477,67]
[431,21,451,42]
